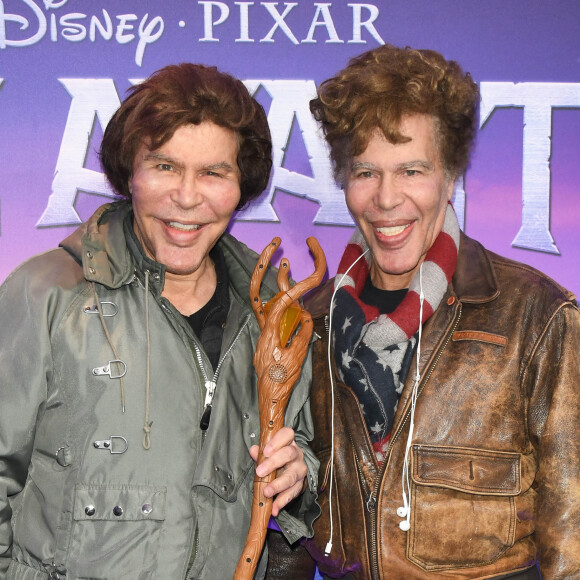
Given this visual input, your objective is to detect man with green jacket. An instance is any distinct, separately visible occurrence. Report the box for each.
[0,63,318,579]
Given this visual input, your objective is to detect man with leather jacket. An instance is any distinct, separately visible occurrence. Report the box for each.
[266,45,580,579]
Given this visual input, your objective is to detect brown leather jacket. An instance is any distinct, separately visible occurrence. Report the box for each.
[283,233,580,579]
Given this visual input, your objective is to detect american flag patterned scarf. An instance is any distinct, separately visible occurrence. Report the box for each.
[332,204,460,461]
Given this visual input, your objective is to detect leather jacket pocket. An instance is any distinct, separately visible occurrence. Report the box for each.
[407,445,521,571]
[67,483,167,578]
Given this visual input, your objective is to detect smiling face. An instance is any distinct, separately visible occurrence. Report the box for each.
[345,114,454,290]
[130,122,241,284]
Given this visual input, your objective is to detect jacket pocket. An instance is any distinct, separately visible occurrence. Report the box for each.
[67,483,167,579]
[407,445,520,571]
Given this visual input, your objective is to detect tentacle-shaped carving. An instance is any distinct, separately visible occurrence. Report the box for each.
[234,237,326,580]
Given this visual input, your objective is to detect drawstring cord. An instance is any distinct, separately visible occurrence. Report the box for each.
[142,269,153,450]
[91,273,153,450]
[92,282,126,414]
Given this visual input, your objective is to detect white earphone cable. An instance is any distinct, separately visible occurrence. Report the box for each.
[324,247,370,556]
[398,263,424,532]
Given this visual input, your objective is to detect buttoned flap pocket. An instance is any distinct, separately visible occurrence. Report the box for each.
[407,445,520,572]
[68,484,167,578]
[412,445,521,495]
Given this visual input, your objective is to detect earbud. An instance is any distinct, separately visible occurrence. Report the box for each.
[396,506,408,518]
[399,520,410,532]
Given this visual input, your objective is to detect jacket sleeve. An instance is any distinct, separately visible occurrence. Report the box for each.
[527,302,580,578]
[0,267,52,576]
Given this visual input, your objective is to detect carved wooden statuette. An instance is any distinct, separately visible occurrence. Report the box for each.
[234,236,326,580]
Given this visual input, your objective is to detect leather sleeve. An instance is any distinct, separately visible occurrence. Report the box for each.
[527,302,580,578]
[265,530,317,580]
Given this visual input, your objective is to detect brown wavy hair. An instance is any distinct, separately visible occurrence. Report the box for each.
[100,63,272,209]
[310,45,479,183]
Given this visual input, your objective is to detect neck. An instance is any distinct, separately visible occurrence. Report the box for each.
[162,259,217,316]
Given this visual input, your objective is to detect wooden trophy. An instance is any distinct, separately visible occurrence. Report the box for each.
[233,236,326,580]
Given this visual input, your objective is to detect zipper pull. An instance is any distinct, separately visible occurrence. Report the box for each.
[366,493,377,512]
[204,380,216,407]
[200,405,212,431]
[200,381,216,431]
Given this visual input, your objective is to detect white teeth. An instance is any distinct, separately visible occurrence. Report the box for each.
[168,221,200,231]
[376,224,410,236]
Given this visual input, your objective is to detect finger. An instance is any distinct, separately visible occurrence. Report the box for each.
[262,426,295,457]
[270,479,306,517]
[249,445,259,462]
[256,441,300,478]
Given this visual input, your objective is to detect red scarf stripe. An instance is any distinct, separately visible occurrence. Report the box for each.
[389,292,434,337]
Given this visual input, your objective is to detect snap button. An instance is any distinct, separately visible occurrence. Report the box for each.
[447,296,456,306]
[250,432,256,439]
[142,503,153,515]
[88,267,96,275]
[242,412,249,420]
[227,473,233,480]
[85,505,96,516]
[215,465,220,472]
[113,505,123,516]
[153,273,160,281]
[86,251,93,259]
[222,486,228,492]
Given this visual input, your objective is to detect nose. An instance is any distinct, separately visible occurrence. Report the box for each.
[374,174,404,211]
[171,172,202,209]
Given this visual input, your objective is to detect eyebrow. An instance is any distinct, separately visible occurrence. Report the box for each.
[143,152,180,165]
[397,160,434,171]
[350,161,378,173]
[350,160,434,173]
[203,161,238,174]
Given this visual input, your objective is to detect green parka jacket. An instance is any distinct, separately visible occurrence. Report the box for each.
[0,202,319,579]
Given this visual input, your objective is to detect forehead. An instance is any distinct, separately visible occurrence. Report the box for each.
[138,122,239,160]
[357,114,440,161]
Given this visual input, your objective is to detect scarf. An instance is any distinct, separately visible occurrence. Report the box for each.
[332,204,460,461]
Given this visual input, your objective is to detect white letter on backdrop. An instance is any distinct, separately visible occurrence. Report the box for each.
[199,1,229,41]
[480,82,580,254]
[37,79,120,226]
[240,79,351,225]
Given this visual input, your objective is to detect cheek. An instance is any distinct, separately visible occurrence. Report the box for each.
[345,188,365,219]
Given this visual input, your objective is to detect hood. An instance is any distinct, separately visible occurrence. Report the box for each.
[60,202,136,289]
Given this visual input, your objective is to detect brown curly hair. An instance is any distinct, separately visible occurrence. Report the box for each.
[310,45,479,183]
[100,63,272,210]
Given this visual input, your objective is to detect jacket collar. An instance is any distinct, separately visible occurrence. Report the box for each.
[60,202,137,290]
[59,201,280,301]
[451,232,500,304]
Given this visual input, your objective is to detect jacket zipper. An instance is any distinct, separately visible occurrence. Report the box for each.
[366,302,462,580]
[195,313,251,431]
[187,313,251,573]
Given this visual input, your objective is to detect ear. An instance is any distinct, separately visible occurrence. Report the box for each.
[445,174,456,201]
